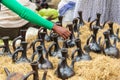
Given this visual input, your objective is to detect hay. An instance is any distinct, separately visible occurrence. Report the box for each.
[0,22,120,80]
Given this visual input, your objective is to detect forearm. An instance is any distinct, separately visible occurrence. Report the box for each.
[1,0,54,30]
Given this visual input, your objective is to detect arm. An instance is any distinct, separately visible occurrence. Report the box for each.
[1,0,53,30]
[1,0,71,39]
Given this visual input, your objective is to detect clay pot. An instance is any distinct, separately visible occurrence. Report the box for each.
[12,29,27,51]
[38,27,52,42]
[62,40,68,48]
[89,13,107,31]
[48,33,62,58]
[77,11,85,27]
[71,38,91,62]
[4,61,47,80]
[108,22,120,42]
[84,27,102,53]
[66,24,76,48]
[103,31,120,58]
[0,36,12,57]
[4,67,35,80]
[30,61,48,80]
[73,18,79,32]
[12,41,30,63]
[56,16,63,27]
[55,48,75,80]
[30,31,48,61]
[37,45,53,69]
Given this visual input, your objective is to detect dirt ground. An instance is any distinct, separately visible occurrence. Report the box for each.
[0,22,120,80]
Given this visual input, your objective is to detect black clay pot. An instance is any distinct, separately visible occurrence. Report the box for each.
[0,36,12,57]
[56,16,63,27]
[62,40,68,48]
[108,22,120,42]
[73,18,79,32]
[66,24,76,48]
[84,27,102,53]
[55,48,75,80]
[89,13,107,31]
[72,18,81,38]
[38,27,52,42]
[12,29,27,51]
[30,61,48,80]
[71,38,91,62]
[103,31,120,58]
[77,11,85,27]
[12,41,31,63]
[37,46,53,69]
[4,67,35,80]
[30,31,48,61]
[48,33,62,58]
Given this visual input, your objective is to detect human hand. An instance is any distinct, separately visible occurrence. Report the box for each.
[52,24,71,39]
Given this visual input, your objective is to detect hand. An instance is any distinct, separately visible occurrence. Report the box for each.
[52,24,71,39]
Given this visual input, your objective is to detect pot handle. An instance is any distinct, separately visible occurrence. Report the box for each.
[30,39,42,61]
[71,48,79,60]
[48,42,56,56]
[4,67,10,76]
[23,71,35,80]
[12,48,23,63]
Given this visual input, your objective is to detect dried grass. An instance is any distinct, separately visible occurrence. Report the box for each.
[0,22,120,80]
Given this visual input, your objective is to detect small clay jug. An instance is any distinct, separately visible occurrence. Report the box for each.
[12,29,26,51]
[73,18,79,32]
[108,22,120,42]
[56,16,63,27]
[4,67,35,80]
[62,40,68,48]
[38,31,48,57]
[71,38,91,62]
[103,31,120,58]
[66,24,76,48]
[30,39,42,62]
[84,27,102,53]
[38,27,52,42]
[36,45,53,69]
[48,33,62,58]
[77,11,85,27]
[89,13,107,31]
[55,48,75,80]
[30,31,48,61]
[12,41,31,63]
[0,36,12,57]
[30,61,48,80]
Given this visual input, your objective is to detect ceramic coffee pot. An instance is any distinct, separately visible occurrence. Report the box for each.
[71,38,92,62]
[12,29,26,51]
[12,41,31,63]
[103,31,120,58]
[0,36,12,57]
[4,67,35,80]
[55,48,75,80]
[66,24,76,48]
[48,33,62,58]
[37,46,53,69]
[107,22,120,42]
[84,27,102,53]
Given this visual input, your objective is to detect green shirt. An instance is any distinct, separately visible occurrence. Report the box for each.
[0,0,54,30]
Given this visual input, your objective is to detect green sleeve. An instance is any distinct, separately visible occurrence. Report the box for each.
[1,0,54,30]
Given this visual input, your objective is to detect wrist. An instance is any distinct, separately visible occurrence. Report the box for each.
[52,24,57,31]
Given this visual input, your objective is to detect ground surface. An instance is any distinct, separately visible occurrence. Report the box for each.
[0,22,120,80]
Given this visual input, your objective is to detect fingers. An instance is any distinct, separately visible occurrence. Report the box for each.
[52,25,71,39]
[61,34,67,39]
[61,30,71,39]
